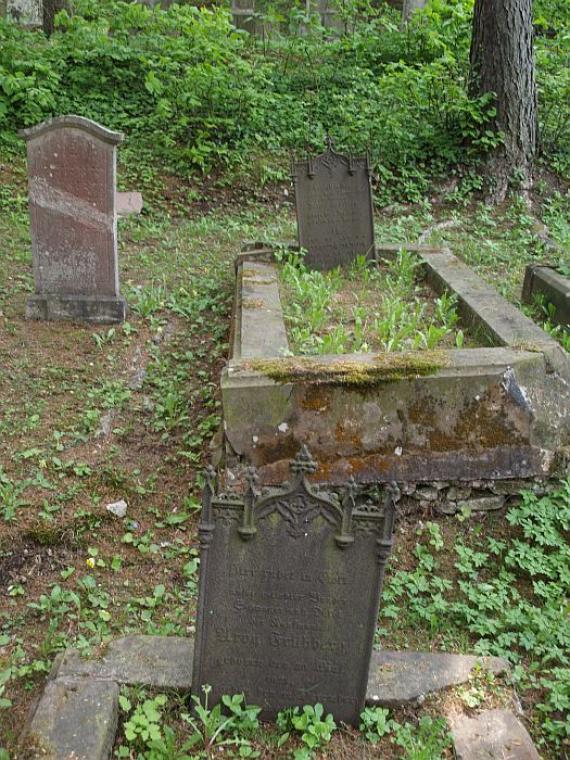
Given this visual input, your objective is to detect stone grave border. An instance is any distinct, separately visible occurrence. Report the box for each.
[221,244,570,495]
[522,263,570,328]
[20,634,511,759]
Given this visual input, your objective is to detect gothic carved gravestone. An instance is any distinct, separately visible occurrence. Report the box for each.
[20,115,127,323]
[192,447,396,725]
[292,139,375,271]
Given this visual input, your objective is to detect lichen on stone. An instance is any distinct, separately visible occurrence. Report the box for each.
[247,351,449,386]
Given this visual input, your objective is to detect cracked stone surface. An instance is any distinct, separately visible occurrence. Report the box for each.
[21,677,118,760]
[56,635,194,689]
[449,709,540,759]
[367,650,508,707]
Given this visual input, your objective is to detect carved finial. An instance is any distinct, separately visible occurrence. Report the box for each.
[325,135,334,152]
[205,465,217,494]
[290,445,317,475]
[245,466,259,492]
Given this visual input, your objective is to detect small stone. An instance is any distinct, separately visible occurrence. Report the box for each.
[437,502,458,516]
[458,495,505,513]
[106,499,128,519]
[414,486,439,501]
[447,486,472,501]
[449,709,540,760]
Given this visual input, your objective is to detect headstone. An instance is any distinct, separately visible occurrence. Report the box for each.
[192,446,397,725]
[292,138,375,270]
[6,0,42,25]
[231,0,258,34]
[20,115,128,323]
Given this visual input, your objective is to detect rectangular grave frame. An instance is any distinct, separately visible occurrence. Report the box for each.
[192,448,397,725]
[221,244,570,489]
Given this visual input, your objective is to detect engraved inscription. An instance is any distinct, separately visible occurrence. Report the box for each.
[192,448,396,726]
[22,118,121,298]
[293,142,374,271]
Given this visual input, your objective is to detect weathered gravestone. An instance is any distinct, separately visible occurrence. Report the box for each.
[192,446,397,725]
[5,0,42,26]
[20,115,128,323]
[292,138,375,271]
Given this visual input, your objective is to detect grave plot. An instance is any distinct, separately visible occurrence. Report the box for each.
[277,247,481,355]
[222,240,570,496]
[218,141,570,504]
[220,243,570,508]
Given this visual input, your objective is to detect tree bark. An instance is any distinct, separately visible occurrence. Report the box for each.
[43,0,67,36]
[469,0,537,200]
[402,0,425,23]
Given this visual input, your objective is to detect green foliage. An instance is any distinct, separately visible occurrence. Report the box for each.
[392,716,452,759]
[359,706,395,744]
[0,0,515,198]
[180,685,261,756]
[381,481,570,749]
[280,249,463,354]
[276,703,336,758]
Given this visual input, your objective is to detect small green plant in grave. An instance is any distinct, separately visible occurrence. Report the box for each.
[180,685,261,756]
[359,706,396,744]
[276,703,336,759]
[392,716,452,759]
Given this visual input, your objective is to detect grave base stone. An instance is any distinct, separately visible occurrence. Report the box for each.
[26,294,127,324]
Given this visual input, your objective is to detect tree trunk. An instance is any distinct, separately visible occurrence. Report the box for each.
[469,0,537,200]
[43,0,67,36]
[402,0,425,23]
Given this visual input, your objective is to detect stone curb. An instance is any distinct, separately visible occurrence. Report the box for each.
[18,636,516,760]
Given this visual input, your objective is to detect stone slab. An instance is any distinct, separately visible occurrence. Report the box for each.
[6,0,41,26]
[449,709,540,760]
[233,261,289,359]
[26,294,127,323]
[56,635,194,689]
[116,191,143,216]
[21,677,118,760]
[417,248,559,349]
[293,142,374,271]
[366,650,508,707]
[193,451,396,726]
[522,264,570,328]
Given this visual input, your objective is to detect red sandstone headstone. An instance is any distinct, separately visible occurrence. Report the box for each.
[20,115,127,323]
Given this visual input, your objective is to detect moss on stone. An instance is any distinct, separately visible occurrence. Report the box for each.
[247,351,448,386]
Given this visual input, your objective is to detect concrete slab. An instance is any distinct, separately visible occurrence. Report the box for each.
[233,261,289,359]
[21,677,118,760]
[449,709,540,759]
[56,635,194,690]
[116,191,143,216]
[367,650,508,707]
